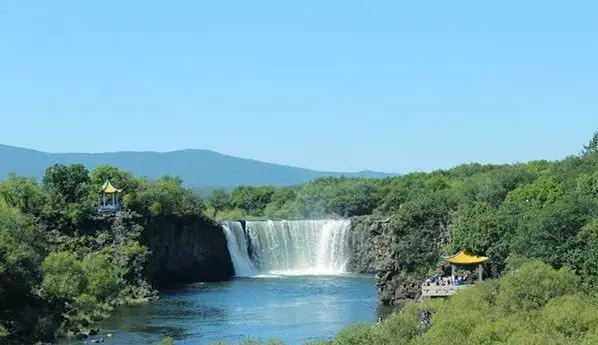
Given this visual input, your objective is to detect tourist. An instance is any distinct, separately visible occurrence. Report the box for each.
[421,310,431,329]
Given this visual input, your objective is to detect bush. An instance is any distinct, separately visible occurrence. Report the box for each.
[82,253,124,301]
[41,251,86,301]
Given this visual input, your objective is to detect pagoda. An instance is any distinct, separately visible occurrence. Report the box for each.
[98,181,121,212]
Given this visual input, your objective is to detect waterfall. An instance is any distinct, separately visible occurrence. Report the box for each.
[221,219,351,277]
[221,221,257,277]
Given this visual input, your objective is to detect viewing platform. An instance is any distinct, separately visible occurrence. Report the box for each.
[421,284,469,297]
[421,249,489,298]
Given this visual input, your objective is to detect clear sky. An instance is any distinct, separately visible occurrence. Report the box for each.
[0,1,596,173]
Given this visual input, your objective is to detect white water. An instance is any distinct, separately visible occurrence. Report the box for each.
[221,221,257,277]
[221,219,352,277]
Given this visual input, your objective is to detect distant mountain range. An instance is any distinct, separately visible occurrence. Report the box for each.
[0,144,398,187]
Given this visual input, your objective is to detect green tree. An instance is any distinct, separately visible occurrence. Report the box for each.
[40,251,87,301]
[82,253,123,301]
[325,182,377,217]
[577,219,598,286]
[506,176,564,207]
[232,186,274,216]
[0,174,47,216]
[0,202,47,343]
[576,172,598,198]
[42,164,90,204]
[582,131,598,156]
[130,176,205,217]
[209,189,233,219]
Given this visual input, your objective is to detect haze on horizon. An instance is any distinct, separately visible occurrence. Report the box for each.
[1,1,596,174]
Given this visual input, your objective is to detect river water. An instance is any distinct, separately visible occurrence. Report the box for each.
[59,274,376,345]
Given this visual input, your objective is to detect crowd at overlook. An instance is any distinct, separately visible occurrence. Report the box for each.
[424,274,475,286]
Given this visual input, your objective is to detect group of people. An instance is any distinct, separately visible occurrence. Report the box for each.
[424,274,474,286]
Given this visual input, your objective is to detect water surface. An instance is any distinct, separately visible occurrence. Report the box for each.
[59,274,376,345]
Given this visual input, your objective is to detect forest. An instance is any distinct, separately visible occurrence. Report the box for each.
[1,132,598,344]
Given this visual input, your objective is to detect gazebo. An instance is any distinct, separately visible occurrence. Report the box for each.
[98,181,121,212]
[444,249,489,282]
[421,250,489,298]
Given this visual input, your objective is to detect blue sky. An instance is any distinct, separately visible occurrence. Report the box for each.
[0,1,596,173]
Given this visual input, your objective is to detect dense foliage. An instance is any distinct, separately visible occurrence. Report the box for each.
[0,164,207,344]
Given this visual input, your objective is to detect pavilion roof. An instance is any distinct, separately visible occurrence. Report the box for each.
[101,181,121,194]
[444,250,489,265]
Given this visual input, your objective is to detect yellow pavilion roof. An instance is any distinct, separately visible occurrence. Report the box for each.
[101,181,121,194]
[444,250,489,265]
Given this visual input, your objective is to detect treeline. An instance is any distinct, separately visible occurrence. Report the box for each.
[0,164,208,344]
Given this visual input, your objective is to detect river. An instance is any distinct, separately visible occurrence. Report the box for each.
[58,274,376,345]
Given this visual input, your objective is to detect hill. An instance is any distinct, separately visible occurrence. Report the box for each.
[0,144,397,187]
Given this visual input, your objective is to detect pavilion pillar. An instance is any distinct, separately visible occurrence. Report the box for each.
[451,264,456,281]
[478,264,483,281]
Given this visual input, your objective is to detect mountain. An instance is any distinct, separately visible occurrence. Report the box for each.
[0,144,398,187]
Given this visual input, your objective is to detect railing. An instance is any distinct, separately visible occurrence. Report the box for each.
[421,284,469,297]
[98,204,121,213]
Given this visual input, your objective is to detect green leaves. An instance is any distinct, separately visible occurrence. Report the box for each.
[43,164,90,204]
[582,131,598,156]
[41,252,87,301]
[81,253,123,301]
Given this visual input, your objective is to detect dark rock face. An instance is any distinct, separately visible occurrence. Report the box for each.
[347,216,378,273]
[349,216,443,306]
[141,215,234,287]
[348,217,403,304]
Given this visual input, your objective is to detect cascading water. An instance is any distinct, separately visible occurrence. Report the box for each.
[221,219,351,277]
[221,221,257,277]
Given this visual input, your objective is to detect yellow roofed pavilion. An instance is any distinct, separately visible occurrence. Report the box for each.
[101,181,121,194]
[444,250,489,265]
[99,181,121,213]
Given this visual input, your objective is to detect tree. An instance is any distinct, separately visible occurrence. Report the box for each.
[81,253,123,301]
[0,174,47,216]
[325,182,378,217]
[40,252,87,302]
[0,203,46,342]
[209,189,232,219]
[129,176,205,217]
[231,186,274,216]
[582,131,598,156]
[42,164,90,204]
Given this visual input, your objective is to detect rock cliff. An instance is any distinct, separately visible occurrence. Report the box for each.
[141,215,234,287]
[349,214,447,306]
[347,216,377,273]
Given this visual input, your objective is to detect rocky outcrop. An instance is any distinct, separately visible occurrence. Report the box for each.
[347,216,376,273]
[349,216,446,306]
[141,215,234,287]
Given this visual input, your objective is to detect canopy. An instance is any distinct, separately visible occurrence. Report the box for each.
[444,250,488,265]
[101,181,121,194]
